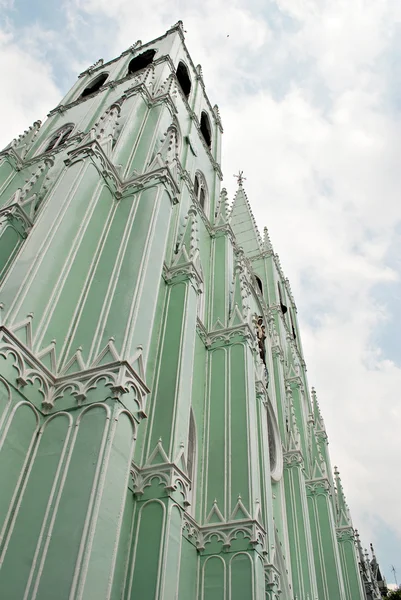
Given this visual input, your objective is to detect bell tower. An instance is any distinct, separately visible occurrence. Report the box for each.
[0,20,385,600]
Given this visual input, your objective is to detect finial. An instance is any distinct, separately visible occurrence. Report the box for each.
[234,170,246,186]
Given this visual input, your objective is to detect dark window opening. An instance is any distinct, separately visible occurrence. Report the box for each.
[277,282,288,314]
[194,173,207,212]
[256,316,267,367]
[81,73,109,98]
[199,187,205,209]
[45,125,74,153]
[255,276,263,296]
[176,61,191,99]
[200,111,212,149]
[128,49,156,76]
[290,310,297,340]
[187,409,196,483]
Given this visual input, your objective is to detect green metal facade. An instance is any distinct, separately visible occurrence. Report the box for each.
[0,22,385,600]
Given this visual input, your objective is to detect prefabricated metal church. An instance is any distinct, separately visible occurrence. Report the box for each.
[0,21,387,600]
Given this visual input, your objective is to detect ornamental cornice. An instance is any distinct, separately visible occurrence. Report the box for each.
[182,513,267,554]
[265,563,281,594]
[305,476,331,496]
[336,526,355,541]
[131,461,191,509]
[65,141,179,204]
[163,259,203,293]
[0,203,33,238]
[0,326,150,415]
[283,449,304,468]
[210,222,236,243]
[285,374,304,391]
[206,322,257,351]
[0,148,23,171]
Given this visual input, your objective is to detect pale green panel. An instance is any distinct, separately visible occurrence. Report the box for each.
[114,98,148,170]
[149,283,186,453]
[162,505,182,599]
[206,349,226,515]
[211,236,227,327]
[81,410,135,599]
[230,553,253,600]
[201,556,225,600]
[36,404,109,600]
[0,412,72,599]
[39,184,113,352]
[110,490,134,600]
[0,159,15,201]
[126,104,164,176]
[190,335,206,521]
[314,493,343,597]
[4,162,97,322]
[68,192,134,361]
[127,190,171,359]
[178,537,198,600]
[307,494,323,599]
[255,555,266,600]
[340,540,364,600]
[230,344,250,511]
[0,402,39,538]
[172,290,198,456]
[0,225,20,281]
[129,500,165,599]
[102,186,161,352]
[283,469,303,596]
[0,378,11,431]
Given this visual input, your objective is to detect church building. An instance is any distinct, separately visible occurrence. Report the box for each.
[0,21,387,600]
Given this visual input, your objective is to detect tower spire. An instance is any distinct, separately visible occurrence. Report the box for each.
[229,175,263,258]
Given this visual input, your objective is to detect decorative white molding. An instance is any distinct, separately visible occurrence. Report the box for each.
[0,326,150,415]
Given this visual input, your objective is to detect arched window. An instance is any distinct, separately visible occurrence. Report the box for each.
[277,281,288,315]
[44,124,74,152]
[255,276,263,296]
[267,406,283,482]
[80,72,109,98]
[194,172,208,212]
[200,111,212,149]
[187,409,197,485]
[128,49,156,76]
[176,61,191,99]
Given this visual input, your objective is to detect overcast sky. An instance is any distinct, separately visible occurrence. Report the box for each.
[1,0,400,585]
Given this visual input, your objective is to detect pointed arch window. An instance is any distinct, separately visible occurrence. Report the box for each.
[200,111,212,149]
[80,72,109,98]
[194,171,208,213]
[277,281,288,315]
[187,409,197,486]
[44,124,74,153]
[267,406,283,482]
[255,275,263,296]
[176,61,191,99]
[128,49,156,76]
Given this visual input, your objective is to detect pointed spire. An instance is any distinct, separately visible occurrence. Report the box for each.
[9,120,41,158]
[89,100,123,155]
[148,122,180,179]
[311,387,326,436]
[173,205,199,265]
[229,178,263,258]
[334,466,352,527]
[263,227,273,253]
[214,188,229,226]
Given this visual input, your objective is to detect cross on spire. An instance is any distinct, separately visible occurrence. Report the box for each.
[234,170,246,186]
